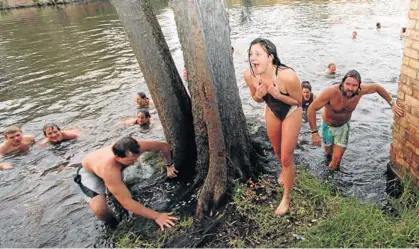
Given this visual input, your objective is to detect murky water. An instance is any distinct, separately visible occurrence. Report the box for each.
[0,0,408,247]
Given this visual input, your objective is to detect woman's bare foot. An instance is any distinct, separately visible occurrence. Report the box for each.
[277,173,284,185]
[275,196,290,216]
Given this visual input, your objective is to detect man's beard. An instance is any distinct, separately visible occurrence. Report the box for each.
[340,86,358,99]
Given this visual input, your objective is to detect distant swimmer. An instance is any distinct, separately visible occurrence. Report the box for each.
[135,92,153,108]
[376,22,381,29]
[307,70,404,170]
[120,110,151,128]
[352,31,357,39]
[74,137,178,229]
[40,123,79,147]
[317,63,337,76]
[0,126,35,170]
[400,27,406,38]
[301,81,316,123]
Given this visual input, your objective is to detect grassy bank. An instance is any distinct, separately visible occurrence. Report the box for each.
[111,168,418,248]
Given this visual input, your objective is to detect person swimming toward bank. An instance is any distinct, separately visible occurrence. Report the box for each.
[301,81,316,122]
[135,92,153,108]
[120,110,151,128]
[244,38,302,216]
[40,123,79,147]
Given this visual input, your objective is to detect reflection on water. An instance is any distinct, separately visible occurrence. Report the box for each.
[0,0,408,247]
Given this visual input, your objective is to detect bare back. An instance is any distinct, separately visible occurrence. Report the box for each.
[81,146,123,181]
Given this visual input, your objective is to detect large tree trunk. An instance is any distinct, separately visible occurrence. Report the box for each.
[111,0,196,179]
[171,0,255,218]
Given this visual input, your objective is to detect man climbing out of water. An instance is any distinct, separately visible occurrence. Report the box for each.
[0,126,35,170]
[307,70,404,170]
[74,136,178,230]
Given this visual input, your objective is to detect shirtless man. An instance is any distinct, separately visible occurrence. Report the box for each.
[0,126,36,170]
[74,136,179,230]
[307,70,404,170]
[40,123,79,147]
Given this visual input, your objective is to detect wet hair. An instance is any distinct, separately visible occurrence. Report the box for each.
[301,81,312,91]
[112,137,140,158]
[376,22,381,28]
[137,92,148,99]
[328,63,336,68]
[3,126,21,137]
[137,109,151,118]
[340,70,362,95]
[43,123,61,136]
[402,27,407,33]
[352,31,357,35]
[248,38,291,76]
[231,46,234,52]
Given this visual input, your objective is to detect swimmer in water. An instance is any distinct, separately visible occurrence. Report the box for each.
[301,81,316,122]
[135,92,153,108]
[40,123,79,147]
[120,110,151,128]
[0,126,36,170]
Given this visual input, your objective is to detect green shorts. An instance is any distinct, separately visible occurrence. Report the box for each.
[321,121,350,148]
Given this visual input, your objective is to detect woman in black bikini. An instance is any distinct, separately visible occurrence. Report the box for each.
[244,38,302,216]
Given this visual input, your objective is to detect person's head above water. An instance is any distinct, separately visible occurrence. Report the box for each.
[43,123,63,143]
[136,92,150,107]
[112,136,141,166]
[3,126,23,146]
[136,110,151,126]
[248,38,288,76]
[137,92,147,99]
[376,22,381,29]
[327,63,336,74]
[301,81,312,100]
[340,70,361,98]
[352,31,357,39]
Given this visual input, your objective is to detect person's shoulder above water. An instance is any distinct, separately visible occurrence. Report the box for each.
[40,123,79,147]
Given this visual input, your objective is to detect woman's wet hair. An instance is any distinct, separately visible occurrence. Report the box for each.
[137,92,147,99]
[43,123,61,136]
[112,137,140,158]
[248,38,290,76]
[402,27,407,33]
[137,109,151,118]
[301,81,312,91]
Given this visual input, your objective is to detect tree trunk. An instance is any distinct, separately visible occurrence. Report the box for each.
[110,0,196,179]
[171,0,255,218]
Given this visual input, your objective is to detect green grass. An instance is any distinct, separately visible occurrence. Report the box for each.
[111,168,418,248]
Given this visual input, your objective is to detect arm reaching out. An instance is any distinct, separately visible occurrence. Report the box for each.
[361,83,404,117]
[105,172,177,230]
[137,140,178,178]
